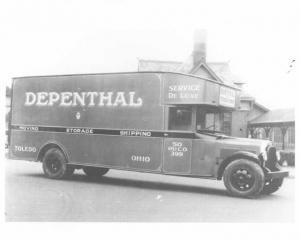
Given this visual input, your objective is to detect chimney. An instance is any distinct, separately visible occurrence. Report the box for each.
[193,29,207,67]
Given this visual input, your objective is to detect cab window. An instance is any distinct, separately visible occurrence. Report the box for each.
[196,106,232,135]
[168,107,192,131]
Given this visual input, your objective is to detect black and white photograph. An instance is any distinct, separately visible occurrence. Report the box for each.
[1,0,299,238]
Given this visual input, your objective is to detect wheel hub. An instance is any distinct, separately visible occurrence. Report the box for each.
[46,154,62,174]
[230,169,255,191]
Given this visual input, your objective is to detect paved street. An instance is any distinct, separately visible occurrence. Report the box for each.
[5,159,294,222]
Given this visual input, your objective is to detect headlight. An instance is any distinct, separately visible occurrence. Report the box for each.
[260,142,270,161]
[260,151,268,161]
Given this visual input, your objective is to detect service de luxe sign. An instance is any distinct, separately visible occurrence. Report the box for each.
[219,86,236,108]
[162,74,237,107]
[163,74,205,104]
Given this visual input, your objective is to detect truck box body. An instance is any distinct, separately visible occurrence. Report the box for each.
[12,73,164,129]
[10,72,240,176]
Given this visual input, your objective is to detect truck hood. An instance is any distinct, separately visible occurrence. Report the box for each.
[218,136,270,146]
[217,136,271,154]
[196,132,271,152]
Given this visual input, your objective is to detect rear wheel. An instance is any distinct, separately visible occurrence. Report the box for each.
[42,147,74,179]
[223,159,265,198]
[83,166,109,178]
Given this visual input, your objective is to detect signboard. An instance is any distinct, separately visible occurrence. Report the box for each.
[163,74,205,104]
[219,86,236,108]
[163,139,192,174]
[12,73,164,130]
[163,73,238,107]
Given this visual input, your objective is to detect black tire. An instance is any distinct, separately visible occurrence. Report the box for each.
[223,159,265,198]
[262,178,283,194]
[42,147,73,179]
[83,166,109,178]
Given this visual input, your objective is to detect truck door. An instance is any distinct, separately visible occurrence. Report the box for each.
[163,106,193,175]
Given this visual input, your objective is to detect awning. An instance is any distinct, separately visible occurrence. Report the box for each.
[249,108,295,127]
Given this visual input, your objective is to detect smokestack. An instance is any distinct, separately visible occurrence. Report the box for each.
[193,29,207,67]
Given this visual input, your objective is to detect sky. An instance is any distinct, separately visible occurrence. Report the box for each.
[1,0,299,109]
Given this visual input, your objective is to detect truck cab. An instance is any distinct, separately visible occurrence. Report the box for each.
[164,102,288,197]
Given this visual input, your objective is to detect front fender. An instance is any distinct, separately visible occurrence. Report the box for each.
[217,150,262,180]
[228,151,260,162]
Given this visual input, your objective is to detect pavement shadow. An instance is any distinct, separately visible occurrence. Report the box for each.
[22,172,228,197]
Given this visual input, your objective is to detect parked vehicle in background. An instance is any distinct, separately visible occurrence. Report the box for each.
[8,72,288,197]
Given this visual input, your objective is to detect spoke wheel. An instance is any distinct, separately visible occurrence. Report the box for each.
[230,169,255,191]
[45,155,62,174]
[223,159,265,198]
[42,147,73,179]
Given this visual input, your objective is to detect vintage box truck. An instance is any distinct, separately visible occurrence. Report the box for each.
[8,72,288,197]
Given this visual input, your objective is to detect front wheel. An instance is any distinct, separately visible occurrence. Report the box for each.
[223,159,265,198]
[42,147,74,179]
[262,178,283,194]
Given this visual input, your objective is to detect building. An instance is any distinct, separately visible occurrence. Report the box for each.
[232,91,269,138]
[137,30,295,151]
[249,108,295,151]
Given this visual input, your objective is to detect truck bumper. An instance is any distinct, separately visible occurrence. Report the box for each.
[265,171,289,180]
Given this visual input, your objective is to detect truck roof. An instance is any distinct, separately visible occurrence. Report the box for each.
[13,71,241,91]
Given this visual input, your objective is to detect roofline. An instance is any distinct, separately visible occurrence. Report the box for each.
[205,61,229,65]
[240,96,255,100]
[249,121,295,126]
[233,81,246,84]
[138,59,237,67]
[190,62,224,83]
[12,71,241,91]
[253,102,269,112]
[138,59,183,64]
[240,97,269,111]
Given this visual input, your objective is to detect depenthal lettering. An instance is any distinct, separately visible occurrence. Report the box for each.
[24,91,143,107]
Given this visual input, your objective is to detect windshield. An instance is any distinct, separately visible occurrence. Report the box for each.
[196,106,232,135]
[167,105,232,136]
